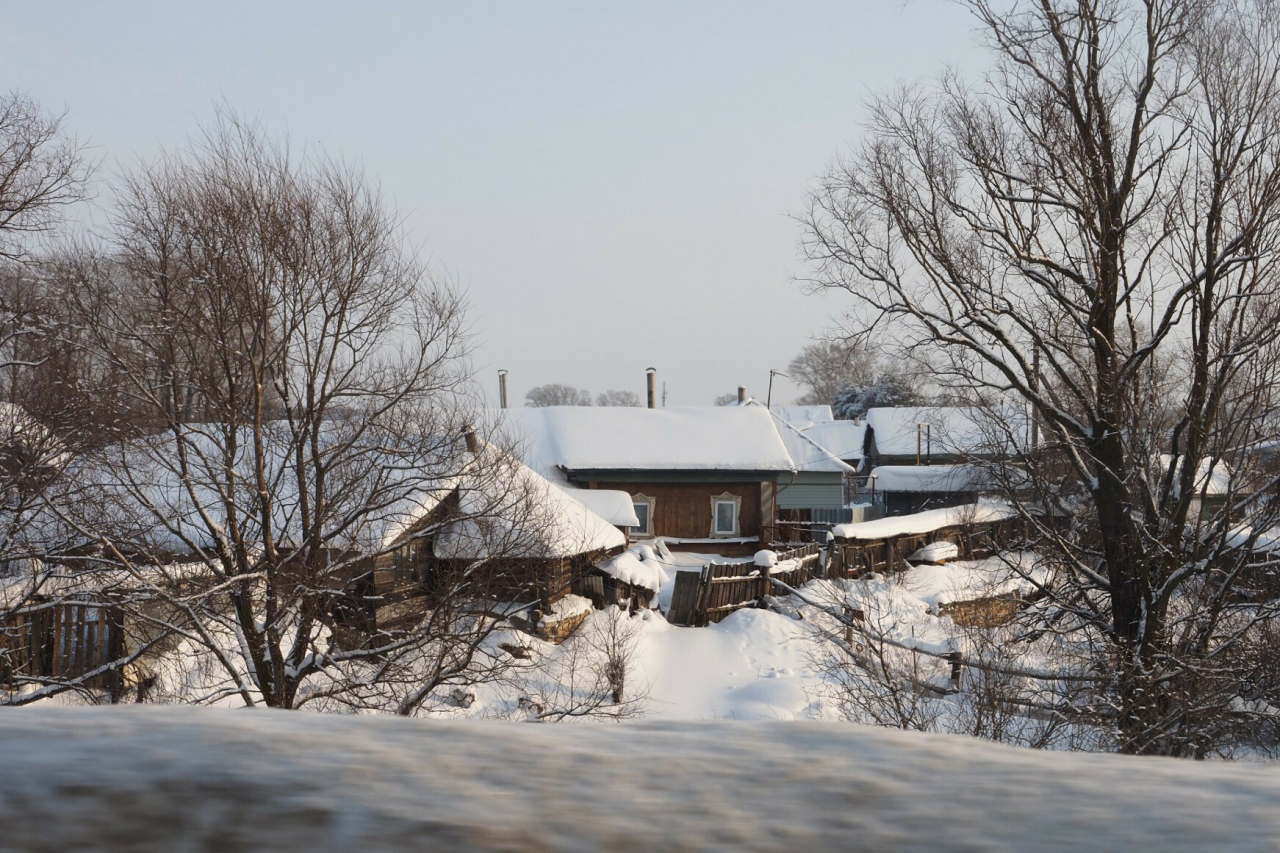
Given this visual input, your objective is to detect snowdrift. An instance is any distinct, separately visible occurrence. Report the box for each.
[1,707,1278,852]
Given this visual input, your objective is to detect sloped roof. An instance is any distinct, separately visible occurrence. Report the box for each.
[869,464,995,493]
[740,400,857,474]
[555,486,641,528]
[434,448,626,560]
[771,405,836,425]
[865,407,1024,458]
[499,406,795,474]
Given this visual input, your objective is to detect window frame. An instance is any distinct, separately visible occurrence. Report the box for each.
[630,493,655,537]
[709,492,742,537]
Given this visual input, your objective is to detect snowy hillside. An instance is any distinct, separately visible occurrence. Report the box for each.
[1,706,1277,852]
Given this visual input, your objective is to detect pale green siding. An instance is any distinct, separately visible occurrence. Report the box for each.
[776,473,844,510]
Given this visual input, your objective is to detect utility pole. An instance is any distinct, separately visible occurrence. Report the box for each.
[916,422,932,465]
[767,369,787,409]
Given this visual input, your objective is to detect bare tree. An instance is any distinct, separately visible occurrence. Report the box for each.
[802,0,1280,754]
[0,92,91,261]
[787,341,877,407]
[30,111,552,711]
[525,384,592,407]
[518,606,647,721]
[595,389,640,407]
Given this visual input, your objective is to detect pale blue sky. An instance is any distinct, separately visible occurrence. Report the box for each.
[1,1,980,405]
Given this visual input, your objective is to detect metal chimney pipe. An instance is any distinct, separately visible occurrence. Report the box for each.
[646,367,657,409]
[497,369,509,409]
[737,386,746,404]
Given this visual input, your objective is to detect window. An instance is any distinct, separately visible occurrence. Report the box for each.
[630,493,655,537]
[393,541,418,583]
[710,492,742,537]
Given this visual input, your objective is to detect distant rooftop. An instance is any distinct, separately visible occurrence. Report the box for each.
[498,406,796,475]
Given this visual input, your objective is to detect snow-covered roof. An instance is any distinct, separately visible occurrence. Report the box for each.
[741,401,856,474]
[793,420,866,462]
[831,500,1018,541]
[49,424,622,562]
[771,405,836,426]
[555,486,640,528]
[865,407,1023,458]
[431,448,626,560]
[1157,455,1232,497]
[499,406,795,474]
[869,464,996,493]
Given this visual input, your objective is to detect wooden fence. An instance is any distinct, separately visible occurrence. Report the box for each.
[667,543,822,627]
[0,601,125,693]
[826,516,1028,579]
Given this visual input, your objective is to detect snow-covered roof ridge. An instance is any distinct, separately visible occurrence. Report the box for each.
[498,406,796,474]
[742,400,857,474]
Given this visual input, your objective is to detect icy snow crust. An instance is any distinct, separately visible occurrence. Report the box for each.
[4,707,1280,852]
[500,406,796,473]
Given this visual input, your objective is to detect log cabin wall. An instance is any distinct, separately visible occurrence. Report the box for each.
[589,481,765,540]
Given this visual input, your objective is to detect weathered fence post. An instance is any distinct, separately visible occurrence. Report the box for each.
[948,652,962,691]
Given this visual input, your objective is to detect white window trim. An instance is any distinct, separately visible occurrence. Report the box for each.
[710,492,742,538]
[631,493,656,537]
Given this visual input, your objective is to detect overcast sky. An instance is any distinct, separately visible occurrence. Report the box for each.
[1,1,981,406]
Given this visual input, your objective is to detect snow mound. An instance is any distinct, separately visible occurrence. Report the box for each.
[597,550,668,593]
[907,541,960,563]
[3,707,1279,851]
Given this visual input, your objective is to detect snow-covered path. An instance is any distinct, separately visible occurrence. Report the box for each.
[3,706,1279,852]
[633,609,816,720]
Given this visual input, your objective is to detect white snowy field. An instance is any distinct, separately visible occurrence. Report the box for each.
[2,706,1279,852]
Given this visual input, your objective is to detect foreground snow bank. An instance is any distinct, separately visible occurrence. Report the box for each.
[2,708,1279,852]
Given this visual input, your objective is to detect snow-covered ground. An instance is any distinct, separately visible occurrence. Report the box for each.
[3,706,1279,852]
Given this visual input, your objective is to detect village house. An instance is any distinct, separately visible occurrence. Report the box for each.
[745,402,863,540]
[860,406,1029,516]
[499,405,796,555]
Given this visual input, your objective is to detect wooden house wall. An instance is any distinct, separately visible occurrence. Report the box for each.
[592,481,765,540]
[884,490,977,517]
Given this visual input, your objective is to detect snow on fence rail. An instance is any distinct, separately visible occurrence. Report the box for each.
[666,543,822,627]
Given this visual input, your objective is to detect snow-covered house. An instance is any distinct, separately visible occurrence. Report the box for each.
[867,464,1002,516]
[362,441,628,626]
[1156,455,1233,522]
[38,427,628,635]
[499,406,796,553]
[747,403,862,537]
